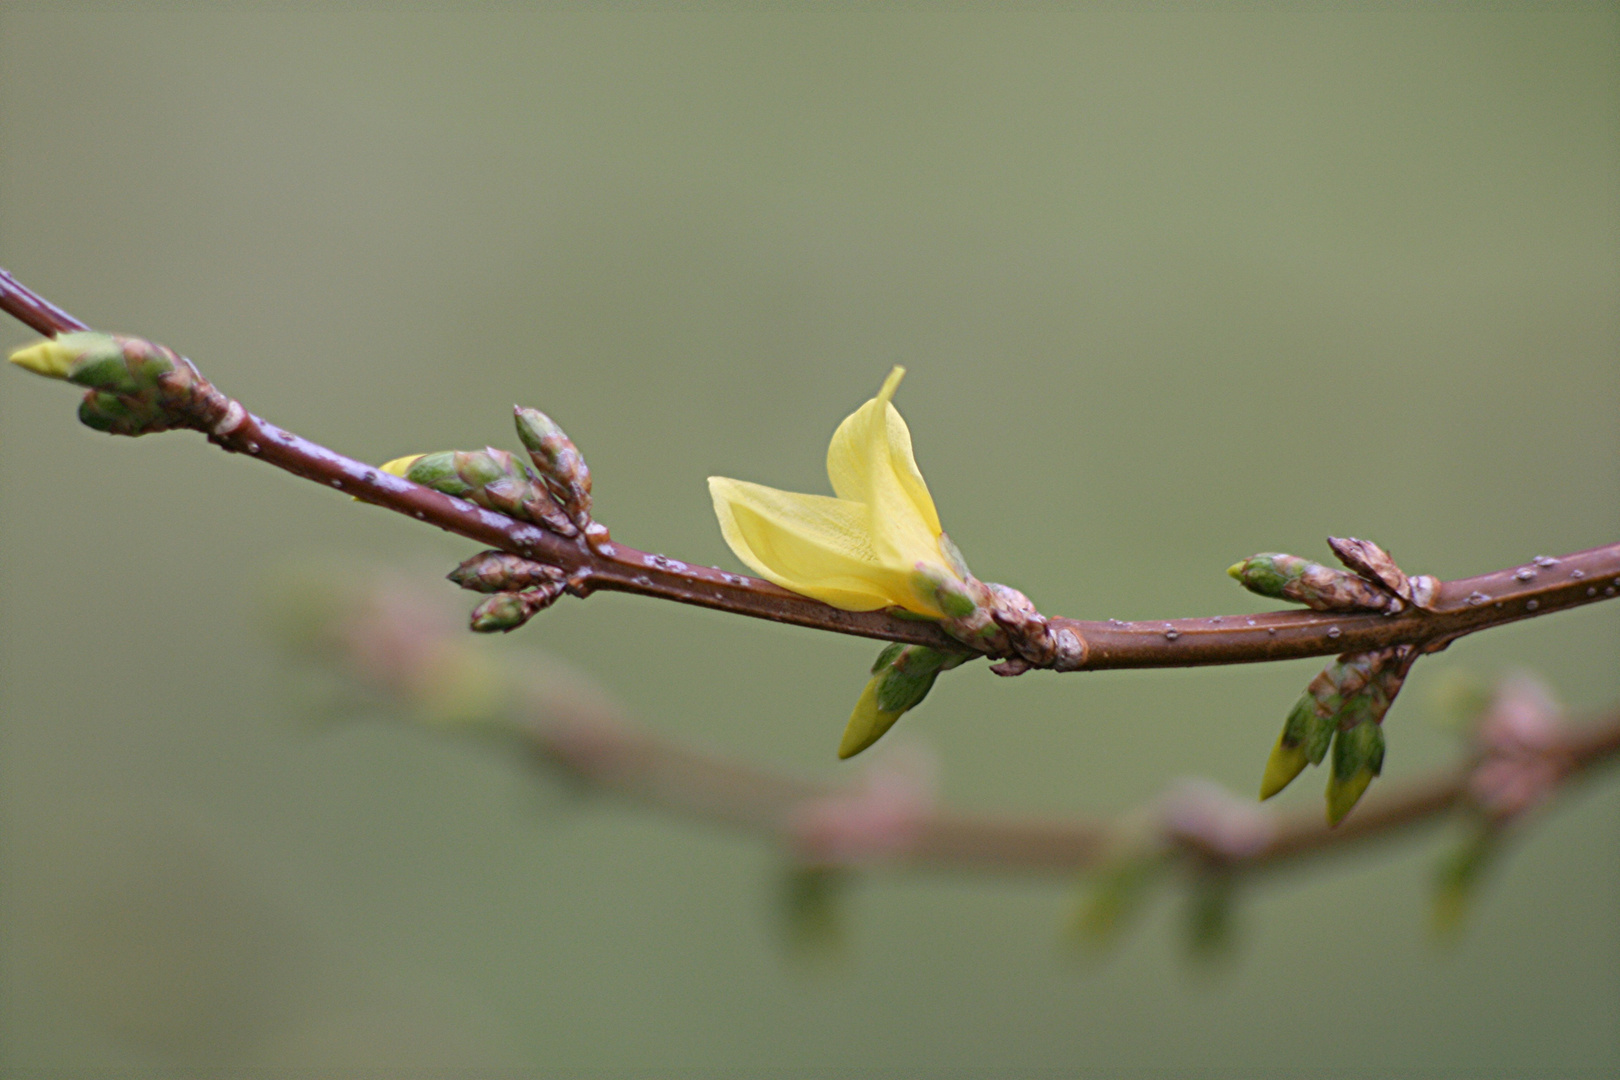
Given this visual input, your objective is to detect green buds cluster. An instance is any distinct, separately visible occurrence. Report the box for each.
[9,331,231,436]
[1260,646,1411,824]
[838,644,968,760]
[394,448,577,537]
[449,550,568,633]
[1227,552,1401,613]
[514,406,593,534]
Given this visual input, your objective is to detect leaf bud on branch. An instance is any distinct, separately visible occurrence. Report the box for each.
[10,331,236,436]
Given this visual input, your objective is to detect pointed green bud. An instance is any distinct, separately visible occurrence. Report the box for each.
[838,676,904,760]
[1229,552,1294,596]
[1263,647,1410,805]
[469,591,531,633]
[11,332,227,436]
[838,645,968,759]
[1259,734,1309,800]
[1326,719,1386,825]
[388,448,575,535]
[9,331,131,385]
[1227,551,1399,612]
[400,450,473,496]
[448,550,565,594]
[515,406,593,529]
[468,584,562,633]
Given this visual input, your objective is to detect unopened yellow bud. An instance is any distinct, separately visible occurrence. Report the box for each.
[837,676,904,760]
[1259,735,1309,800]
[1325,769,1375,826]
[380,454,425,478]
[8,338,75,380]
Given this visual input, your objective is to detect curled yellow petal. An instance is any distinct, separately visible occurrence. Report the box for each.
[708,477,920,611]
[826,365,942,565]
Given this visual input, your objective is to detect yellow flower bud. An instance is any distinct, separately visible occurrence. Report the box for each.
[8,338,77,380]
[380,454,425,478]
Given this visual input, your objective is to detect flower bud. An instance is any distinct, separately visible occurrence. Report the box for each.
[468,584,563,633]
[11,332,229,436]
[1326,718,1386,825]
[387,448,576,536]
[515,406,592,530]
[1227,552,1400,612]
[1259,647,1410,804]
[837,644,966,759]
[448,550,566,594]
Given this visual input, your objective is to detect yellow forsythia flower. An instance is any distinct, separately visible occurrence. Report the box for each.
[708,366,964,617]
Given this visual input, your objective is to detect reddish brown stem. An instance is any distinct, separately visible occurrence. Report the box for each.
[5,267,1617,670]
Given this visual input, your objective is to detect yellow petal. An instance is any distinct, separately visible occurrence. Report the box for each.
[826,366,943,546]
[380,454,425,478]
[708,476,922,612]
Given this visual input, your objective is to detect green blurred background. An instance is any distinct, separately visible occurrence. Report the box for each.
[2,4,1617,1076]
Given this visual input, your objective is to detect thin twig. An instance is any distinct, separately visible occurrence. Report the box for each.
[4,267,1617,670]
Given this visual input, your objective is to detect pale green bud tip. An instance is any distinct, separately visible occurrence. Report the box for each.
[513,407,564,451]
[1325,769,1375,825]
[838,676,904,760]
[1226,561,1245,581]
[1259,735,1309,800]
[9,338,76,379]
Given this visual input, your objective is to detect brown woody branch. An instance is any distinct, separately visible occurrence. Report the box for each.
[4,266,1617,672]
